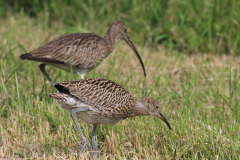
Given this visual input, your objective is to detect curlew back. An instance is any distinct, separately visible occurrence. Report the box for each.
[21,33,111,69]
[55,79,136,117]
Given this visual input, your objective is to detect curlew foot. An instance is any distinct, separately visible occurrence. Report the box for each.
[78,139,88,154]
[91,140,98,160]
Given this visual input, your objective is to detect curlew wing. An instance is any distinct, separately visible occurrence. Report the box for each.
[55,79,135,118]
[21,33,110,68]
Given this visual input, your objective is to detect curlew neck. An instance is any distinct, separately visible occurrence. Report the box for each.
[104,26,121,52]
[127,101,150,117]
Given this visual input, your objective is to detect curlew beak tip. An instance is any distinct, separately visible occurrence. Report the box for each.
[157,111,172,130]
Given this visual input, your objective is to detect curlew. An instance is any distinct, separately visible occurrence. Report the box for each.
[20,21,146,87]
[49,79,171,159]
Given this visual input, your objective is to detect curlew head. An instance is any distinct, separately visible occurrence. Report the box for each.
[139,97,172,130]
[106,21,146,77]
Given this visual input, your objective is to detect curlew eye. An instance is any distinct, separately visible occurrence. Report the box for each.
[125,28,127,32]
[156,106,159,109]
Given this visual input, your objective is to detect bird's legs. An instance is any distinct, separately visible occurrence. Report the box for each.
[39,64,55,87]
[91,124,98,160]
[70,108,89,156]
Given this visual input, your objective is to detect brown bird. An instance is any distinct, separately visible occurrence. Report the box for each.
[49,79,171,160]
[20,21,146,86]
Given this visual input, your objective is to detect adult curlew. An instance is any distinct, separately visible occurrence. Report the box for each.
[20,21,146,87]
[49,79,171,159]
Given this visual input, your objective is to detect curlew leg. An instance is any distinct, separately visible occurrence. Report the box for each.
[39,64,55,87]
[91,124,98,160]
[70,108,89,156]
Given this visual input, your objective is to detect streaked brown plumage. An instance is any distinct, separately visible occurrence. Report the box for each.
[49,79,171,159]
[20,21,146,86]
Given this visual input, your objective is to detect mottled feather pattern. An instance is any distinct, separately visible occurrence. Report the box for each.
[49,92,89,111]
[27,33,111,69]
[56,79,135,118]
[49,93,69,101]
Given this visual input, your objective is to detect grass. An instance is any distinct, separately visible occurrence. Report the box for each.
[1,0,240,55]
[1,14,240,159]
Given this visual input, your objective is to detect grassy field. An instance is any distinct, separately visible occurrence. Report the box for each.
[1,8,240,160]
[1,0,240,55]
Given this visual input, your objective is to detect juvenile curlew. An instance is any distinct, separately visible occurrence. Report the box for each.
[20,21,146,86]
[49,79,171,159]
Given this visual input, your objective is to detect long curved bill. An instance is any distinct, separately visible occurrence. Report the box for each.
[124,37,146,77]
[157,111,172,130]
